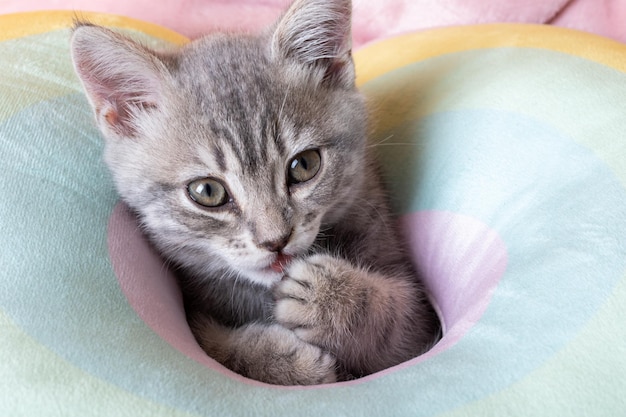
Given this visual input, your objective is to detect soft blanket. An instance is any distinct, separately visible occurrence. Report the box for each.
[2,3,626,417]
[1,0,626,46]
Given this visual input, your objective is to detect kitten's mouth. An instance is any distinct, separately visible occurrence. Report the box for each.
[270,253,293,273]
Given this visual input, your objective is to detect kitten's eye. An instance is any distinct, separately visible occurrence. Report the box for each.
[288,149,321,185]
[187,178,229,207]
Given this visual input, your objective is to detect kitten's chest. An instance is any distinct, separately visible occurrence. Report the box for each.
[183,274,274,327]
[315,228,363,256]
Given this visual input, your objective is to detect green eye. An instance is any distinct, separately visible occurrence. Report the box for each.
[187,178,229,207]
[288,149,321,184]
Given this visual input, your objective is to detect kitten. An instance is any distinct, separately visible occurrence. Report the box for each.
[71,0,440,385]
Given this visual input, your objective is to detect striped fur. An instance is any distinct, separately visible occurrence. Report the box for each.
[71,0,440,385]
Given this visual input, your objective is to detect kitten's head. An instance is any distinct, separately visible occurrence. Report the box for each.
[71,0,367,286]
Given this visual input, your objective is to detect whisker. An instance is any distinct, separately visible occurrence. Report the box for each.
[366,133,420,149]
[366,142,417,149]
[372,134,394,145]
[278,86,290,121]
[353,196,392,234]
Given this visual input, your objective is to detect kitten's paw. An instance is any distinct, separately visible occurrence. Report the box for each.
[191,317,336,385]
[243,324,337,385]
[274,254,370,350]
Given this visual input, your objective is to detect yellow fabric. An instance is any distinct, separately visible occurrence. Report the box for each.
[354,23,626,86]
[0,11,188,44]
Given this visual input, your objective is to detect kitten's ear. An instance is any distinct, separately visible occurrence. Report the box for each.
[271,0,354,88]
[70,24,168,138]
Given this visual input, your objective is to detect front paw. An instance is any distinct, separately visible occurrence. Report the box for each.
[240,324,337,386]
[274,254,370,350]
[190,315,336,385]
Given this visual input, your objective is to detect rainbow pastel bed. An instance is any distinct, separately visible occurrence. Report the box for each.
[1,12,625,416]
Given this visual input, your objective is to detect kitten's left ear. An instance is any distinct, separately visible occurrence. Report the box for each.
[271,0,354,88]
[70,23,169,139]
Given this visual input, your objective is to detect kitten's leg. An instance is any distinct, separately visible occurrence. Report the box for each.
[190,315,337,385]
[274,254,438,377]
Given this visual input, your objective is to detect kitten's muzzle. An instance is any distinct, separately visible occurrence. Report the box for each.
[270,253,293,274]
[258,230,292,253]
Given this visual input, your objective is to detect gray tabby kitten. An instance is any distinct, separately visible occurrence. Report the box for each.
[71,0,440,385]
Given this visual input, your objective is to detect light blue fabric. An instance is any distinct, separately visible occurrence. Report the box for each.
[1,26,626,417]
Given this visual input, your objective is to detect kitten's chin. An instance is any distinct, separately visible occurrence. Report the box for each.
[238,254,294,287]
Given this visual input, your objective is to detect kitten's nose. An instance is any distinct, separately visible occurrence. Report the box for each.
[259,232,291,253]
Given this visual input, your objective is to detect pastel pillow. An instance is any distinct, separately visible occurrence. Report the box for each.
[1,12,625,416]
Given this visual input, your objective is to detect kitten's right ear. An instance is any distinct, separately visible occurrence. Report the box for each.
[271,0,354,88]
[70,24,167,138]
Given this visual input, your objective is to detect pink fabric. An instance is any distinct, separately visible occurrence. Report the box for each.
[107,203,219,371]
[107,202,507,385]
[550,0,626,43]
[400,211,507,343]
[1,0,626,46]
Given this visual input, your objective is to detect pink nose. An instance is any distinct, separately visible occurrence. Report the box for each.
[259,232,292,253]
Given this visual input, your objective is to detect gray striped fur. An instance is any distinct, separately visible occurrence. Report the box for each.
[71,0,440,385]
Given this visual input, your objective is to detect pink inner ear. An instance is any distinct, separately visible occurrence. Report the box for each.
[104,108,119,127]
[108,202,506,387]
[72,28,164,136]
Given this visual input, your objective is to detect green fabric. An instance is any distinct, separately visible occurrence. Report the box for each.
[1,22,625,417]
